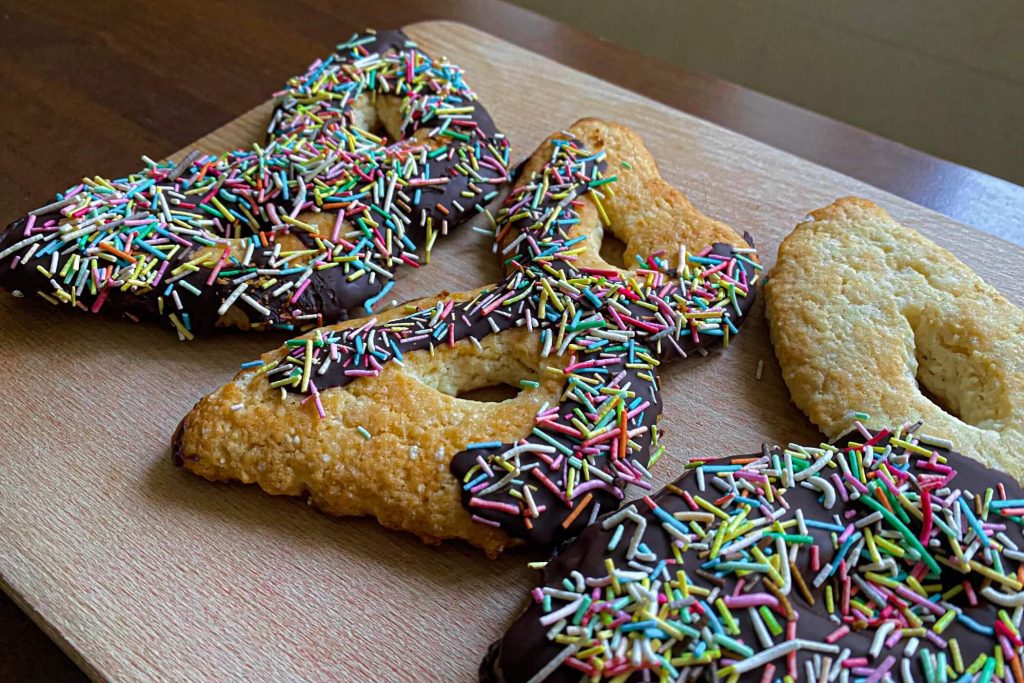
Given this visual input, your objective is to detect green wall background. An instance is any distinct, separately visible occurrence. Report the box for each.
[508,0,1023,184]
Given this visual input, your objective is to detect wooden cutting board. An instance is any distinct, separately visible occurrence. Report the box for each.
[2,20,1021,683]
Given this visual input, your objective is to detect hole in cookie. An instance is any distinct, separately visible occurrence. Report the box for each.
[457,383,523,403]
[345,93,399,141]
[915,380,960,421]
[400,329,546,405]
[598,229,629,269]
[909,310,1010,431]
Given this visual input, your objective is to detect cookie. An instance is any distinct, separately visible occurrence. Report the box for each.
[0,29,509,337]
[484,419,1024,681]
[172,119,759,555]
[766,197,1024,468]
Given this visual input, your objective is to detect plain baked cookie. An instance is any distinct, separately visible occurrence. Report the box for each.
[766,197,1024,470]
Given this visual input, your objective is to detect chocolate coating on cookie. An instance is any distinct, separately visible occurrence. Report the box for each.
[0,29,509,338]
[483,422,1024,682]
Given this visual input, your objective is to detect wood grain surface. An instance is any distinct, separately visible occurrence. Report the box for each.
[1,21,1022,683]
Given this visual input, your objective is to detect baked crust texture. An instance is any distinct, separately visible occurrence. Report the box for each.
[767,197,1024,470]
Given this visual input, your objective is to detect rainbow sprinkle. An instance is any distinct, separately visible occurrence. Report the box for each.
[487,420,1024,682]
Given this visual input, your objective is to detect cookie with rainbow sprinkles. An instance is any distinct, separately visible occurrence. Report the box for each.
[0,29,509,338]
[172,119,759,556]
[483,418,1024,682]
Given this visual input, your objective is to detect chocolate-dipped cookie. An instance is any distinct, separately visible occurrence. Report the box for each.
[0,29,509,338]
[484,419,1024,681]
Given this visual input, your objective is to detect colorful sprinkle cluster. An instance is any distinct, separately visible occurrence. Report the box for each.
[493,134,760,361]
[265,132,759,546]
[0,30,509,338]
[488,420,1024,682]
[269,30,491,144]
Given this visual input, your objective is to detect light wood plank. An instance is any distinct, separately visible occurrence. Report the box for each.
[1,20,1020,683]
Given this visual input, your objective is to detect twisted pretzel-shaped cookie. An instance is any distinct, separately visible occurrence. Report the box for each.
[174,119,759,555]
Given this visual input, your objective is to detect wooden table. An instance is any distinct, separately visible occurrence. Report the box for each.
[1,2,1021,681]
